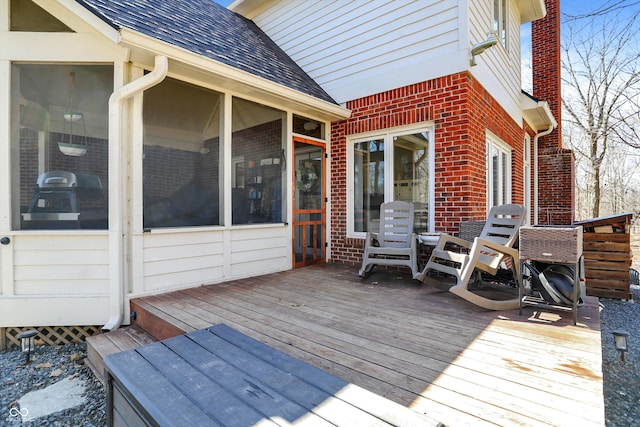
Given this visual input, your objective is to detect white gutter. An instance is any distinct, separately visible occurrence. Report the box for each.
[102,55,168,332]
[533,124,556,225]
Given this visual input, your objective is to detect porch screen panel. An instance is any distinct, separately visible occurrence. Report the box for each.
[231,98,286,225]
[11,64,112,230]
[143,78,222,228]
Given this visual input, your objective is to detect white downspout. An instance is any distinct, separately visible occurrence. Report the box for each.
[102,55,169,332]
[533,125,555,225]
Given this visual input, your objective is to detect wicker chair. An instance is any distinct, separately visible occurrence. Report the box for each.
[416,204,526,310]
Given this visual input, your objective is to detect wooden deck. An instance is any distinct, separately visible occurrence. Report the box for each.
[120,264,604,426]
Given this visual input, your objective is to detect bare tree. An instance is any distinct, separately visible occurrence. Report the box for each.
[561,11,640,218]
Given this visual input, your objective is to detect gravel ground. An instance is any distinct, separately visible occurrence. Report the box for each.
[1,343,106,426]
[600,284,640,427]
[0,287,638,426]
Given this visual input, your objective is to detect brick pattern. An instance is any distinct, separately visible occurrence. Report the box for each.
[531,0,574,225]
[330,72,524,265]
[537,147,575,224]
[532,0,561,149]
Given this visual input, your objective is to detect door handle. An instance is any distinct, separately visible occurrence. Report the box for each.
[0,237,10,245]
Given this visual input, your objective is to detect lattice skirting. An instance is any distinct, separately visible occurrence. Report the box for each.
[1,325,102,351]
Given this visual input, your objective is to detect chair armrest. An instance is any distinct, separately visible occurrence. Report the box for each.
[436,233,472,250]
[472,237,519,260]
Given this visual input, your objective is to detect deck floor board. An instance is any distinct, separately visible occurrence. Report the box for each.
[131,264,604,427]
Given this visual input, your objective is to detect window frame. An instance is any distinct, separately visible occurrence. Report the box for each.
[486,131,512,208]
[347,122,435,238]
[493,0,508,49]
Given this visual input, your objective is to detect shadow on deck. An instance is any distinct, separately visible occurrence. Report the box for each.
[88,263,604,426]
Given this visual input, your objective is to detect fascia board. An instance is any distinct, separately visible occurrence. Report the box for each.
[521,93,557,130]
[515,0,547,24]
[118,29,350,121]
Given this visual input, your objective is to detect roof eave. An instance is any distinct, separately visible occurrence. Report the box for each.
[119,29,350,121]
[521,92,557,131]
[515,0,547,24]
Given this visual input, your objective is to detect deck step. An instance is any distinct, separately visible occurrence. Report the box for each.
[130,297,190,341]
[86,297,191,383]
[86,325,157,383]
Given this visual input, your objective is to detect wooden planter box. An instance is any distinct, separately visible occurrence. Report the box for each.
[574,213,633,300]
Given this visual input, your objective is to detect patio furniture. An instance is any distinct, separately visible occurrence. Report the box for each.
[104,324,440,426]
[416,204,526,310]
[519,225,584,325]
[359,201,419,279]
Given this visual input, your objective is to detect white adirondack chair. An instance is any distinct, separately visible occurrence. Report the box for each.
[416,204,526,310]
[359,201,419,279]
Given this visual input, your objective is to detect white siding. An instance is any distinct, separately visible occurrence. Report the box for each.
[253,0,468,103]
[138,226,289,294]
[0,296,109,327]
[141,230,225,292]
[13,234,109,295]
[229,227,289,276]
[467,0,524,123]
[0,234,110,327]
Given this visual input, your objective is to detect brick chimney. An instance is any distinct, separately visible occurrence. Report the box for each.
[532,0,561,149]
[531,0,575,224]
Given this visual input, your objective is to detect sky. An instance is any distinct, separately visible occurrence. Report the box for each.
[521,0,640,92]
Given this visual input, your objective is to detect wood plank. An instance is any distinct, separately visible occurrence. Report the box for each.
[587,287,632,299]
[214,288,598,424]
[584,269,629,280]
[124,264,604,427]
[583,241,630,252]
[582,232,629,243]
[130,299,191,340]
[105,350,219,426]
[584,259,632,271]
[583,251,632,262]
[204,324,443,426]
[134,341,285,427]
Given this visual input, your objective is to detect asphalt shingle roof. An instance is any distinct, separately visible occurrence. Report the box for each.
[77,0,336,104]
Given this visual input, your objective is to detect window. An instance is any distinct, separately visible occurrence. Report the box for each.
[349,125,434,235]
[493,0,508,48]
[12,64,112,230]
[231,98,286,225]
[143,78,222,228]
[486,132,512,208]
[293,114,324,140]
[524,134,531,224]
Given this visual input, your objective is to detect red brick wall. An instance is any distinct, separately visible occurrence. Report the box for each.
[330,72,524,265]
[538,148,575,224]
[532,0,561,150]
[532,0,574,224]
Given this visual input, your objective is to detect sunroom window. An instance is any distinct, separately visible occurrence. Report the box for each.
[486,132,512,208]
[349,125,433,235]
[143,78,222,228]
[12,64,112,230]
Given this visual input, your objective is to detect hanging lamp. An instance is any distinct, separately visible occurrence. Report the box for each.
[58,71,88,156]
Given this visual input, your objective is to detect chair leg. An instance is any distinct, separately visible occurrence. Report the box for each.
[449,286,521,310]
[358,261,375,278]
